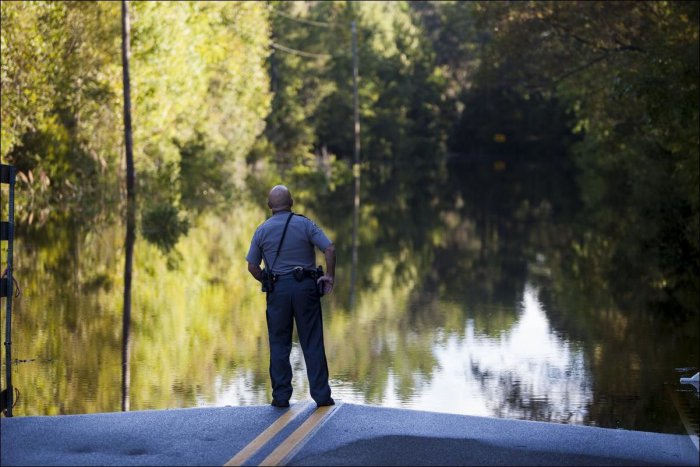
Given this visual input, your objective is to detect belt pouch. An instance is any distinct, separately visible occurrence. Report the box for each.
[293,266,305,282]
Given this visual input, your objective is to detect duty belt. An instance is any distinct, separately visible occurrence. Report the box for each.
[275,266,320,282]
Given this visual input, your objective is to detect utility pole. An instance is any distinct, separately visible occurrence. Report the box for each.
[120,0,134,412]
[350,20,360,309]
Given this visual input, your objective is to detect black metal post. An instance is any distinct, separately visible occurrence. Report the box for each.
[1,164,16,416]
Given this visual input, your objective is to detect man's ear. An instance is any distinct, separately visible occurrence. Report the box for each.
[267,200,272,209]
[289,197,294,207]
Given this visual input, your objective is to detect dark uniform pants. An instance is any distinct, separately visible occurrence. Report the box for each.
[265,275,332,404]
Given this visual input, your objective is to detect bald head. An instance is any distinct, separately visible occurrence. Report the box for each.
[267,185,293,212]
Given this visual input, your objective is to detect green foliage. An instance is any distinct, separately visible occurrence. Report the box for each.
[129,1,271,201]
[1,1,67,158]
[126,1,271,245]
[140,203,189,253]
[254,1,451,268]
[469,1,699,316]
[2,1,122,229]
[176,132,234,212]
[1,1,271,248]
[2,0,697,319]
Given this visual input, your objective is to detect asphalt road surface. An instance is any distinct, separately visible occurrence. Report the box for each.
[2,401,698,466]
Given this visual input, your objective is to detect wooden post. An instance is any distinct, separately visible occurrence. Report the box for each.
[350,20,360,309]
[120,0,134,412]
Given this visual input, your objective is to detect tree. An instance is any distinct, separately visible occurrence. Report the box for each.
[1,1,272,251]
[472,1,699,315]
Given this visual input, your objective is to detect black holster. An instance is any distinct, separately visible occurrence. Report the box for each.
[261,268,277,293]
[315,265,325,296]
[290,266,325,296]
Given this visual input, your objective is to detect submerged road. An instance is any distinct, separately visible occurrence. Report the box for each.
[1,401,698,466]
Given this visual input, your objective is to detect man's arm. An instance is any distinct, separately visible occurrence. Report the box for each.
[324,244,336,279]
[317,244,336,294]
[248,262,263,282]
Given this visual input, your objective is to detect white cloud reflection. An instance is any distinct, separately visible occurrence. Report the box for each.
[212,283,593,425]
[334,283,593,423]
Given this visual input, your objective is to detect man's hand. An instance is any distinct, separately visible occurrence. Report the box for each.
[319,243,336,295]
[317,275,334,295]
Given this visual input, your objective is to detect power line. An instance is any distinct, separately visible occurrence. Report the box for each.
[271,42,333,59]
[269,7,339,28]
[267,6,356,59]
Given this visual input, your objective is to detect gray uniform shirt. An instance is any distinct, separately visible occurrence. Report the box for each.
[246,211,332,275]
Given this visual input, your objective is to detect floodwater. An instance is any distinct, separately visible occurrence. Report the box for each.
[1,161,698,435]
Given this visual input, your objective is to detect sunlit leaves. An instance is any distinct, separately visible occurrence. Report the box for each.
[1,1,272,248]
[1,1,66,157]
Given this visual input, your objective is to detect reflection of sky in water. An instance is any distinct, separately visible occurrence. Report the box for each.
[209,283,593,423]
[209,346,310,407]
[333,283,593,423]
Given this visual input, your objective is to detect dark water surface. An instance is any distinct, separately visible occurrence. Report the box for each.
[1,160,698,435]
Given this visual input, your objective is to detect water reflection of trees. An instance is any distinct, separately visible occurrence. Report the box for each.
[10,207,274,414]
[7,166,697,433]
[309,123,696,433]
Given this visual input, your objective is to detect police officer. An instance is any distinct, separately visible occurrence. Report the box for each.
[246,185,336,408]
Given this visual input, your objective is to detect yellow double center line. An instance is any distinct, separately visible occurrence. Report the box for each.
[224,401,339,466]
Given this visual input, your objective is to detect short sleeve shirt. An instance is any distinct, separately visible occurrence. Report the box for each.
[246,211,332,274]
